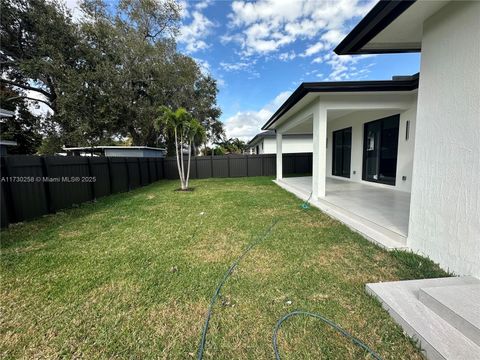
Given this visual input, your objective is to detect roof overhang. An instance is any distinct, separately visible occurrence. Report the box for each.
[246,131,274,146]
[262,75,419,130]
[334,0,450,55]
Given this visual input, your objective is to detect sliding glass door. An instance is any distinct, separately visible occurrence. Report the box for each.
[362,115,399,185]
[332,127,352,178]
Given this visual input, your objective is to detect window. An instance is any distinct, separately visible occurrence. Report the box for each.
[332,127,352,178]
[362,115,400,185]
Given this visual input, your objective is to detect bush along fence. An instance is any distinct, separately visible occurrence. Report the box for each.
[0,153,312,228]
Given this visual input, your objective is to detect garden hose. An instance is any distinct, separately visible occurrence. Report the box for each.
[272,311,382,360]
[196,199,382,360]
[301,191,313,209]
[197,218,281,360]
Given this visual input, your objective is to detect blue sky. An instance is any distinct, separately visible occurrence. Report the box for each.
[64,0,420,141]
[176,0,420,141]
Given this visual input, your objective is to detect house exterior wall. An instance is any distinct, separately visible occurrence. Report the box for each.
[104,148,165,158]
[408,1,480,277]
[326,103,417,192]
[104,148,144,157]
[250,136,313,154]
[263,136,313,154]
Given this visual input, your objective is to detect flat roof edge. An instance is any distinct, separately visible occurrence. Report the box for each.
[261,76,419,130]
[334,0,417,55]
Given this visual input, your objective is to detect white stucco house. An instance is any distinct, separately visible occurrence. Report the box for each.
[265,1,479,356]
[246,130,312,154]
[63,146,166,157]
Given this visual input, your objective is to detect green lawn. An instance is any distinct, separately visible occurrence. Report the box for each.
[1,177,448,359]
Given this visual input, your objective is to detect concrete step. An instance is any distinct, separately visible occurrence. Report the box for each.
[419,284,480,346]
[366,277,480,360]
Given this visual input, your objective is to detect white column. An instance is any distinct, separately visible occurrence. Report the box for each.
[276,131,283,180]
[312,104,327,199]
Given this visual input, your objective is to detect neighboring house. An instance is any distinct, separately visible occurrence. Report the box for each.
[0,108,17,155]
[246,130,312,154]
[63,146,166,158]
[0,108,15,118]
[263,1,480,357]
[0,140,17,156]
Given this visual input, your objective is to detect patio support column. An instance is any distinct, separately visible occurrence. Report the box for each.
[312,104,327,199]
[276,131,283,180]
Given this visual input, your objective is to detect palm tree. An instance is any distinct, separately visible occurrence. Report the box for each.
[156,106,205,190]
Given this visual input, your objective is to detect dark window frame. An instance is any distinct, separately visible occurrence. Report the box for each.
[362,115,400,186]
[332,127,352,178]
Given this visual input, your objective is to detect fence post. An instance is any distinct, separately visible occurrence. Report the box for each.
[1,157,14,226]
[261,155,264,176]
[41,156,54,214]
[161,158,165,179]
[125,158,130,191]
[137,157,142,186]
[210,153,214,178]
[87,157,96,200]
[227,156,231,177]
[246,155,249,177]
[195,156,198,179]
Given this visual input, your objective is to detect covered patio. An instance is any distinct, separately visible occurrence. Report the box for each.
[263,79,419,249]
[276,177,410,248]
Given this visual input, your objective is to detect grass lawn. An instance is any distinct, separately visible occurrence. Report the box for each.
[1,177,448,359]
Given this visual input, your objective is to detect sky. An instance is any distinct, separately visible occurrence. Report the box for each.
[66,0,421,142]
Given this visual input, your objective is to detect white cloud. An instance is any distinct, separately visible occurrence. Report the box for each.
[178,0,190,18]
[222,0,378,78]
[220,61,250,72]
[63,0,84,22]
[224,0,375,56]
[224,91,292,141]
[193,58,211,75]
[220,60,260,79]
[178,11,214,53]
[278,51,297,61]
[312,53,375,81]
[320,29,345,46]
[195,0,212,11]
[302,41,325,57]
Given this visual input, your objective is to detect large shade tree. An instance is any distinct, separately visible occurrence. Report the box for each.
[0,0,223,154]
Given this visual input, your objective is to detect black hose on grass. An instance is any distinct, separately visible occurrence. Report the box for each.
[272,310,383,360]
[197,218,281,360]
[196,199,382,360]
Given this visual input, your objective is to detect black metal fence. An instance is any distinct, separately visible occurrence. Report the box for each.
[1,153,312,227]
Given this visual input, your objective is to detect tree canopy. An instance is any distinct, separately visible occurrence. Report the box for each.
[0,0,224,154]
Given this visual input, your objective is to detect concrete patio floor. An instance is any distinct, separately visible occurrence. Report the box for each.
[275,177,411,249]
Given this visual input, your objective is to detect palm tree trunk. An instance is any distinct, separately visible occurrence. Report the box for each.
[174,128,184,188]
[186,140,192,189]
[180,131,186,189]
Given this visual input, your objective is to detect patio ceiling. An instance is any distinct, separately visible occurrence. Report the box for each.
[282,108,406,135]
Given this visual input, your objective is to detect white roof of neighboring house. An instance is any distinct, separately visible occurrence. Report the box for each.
[0,108,15,118]
[63,146,166,151]
[0,140,17,146]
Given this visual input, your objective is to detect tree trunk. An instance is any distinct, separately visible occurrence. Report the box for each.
[186,140,192,189]
[174,128,184,188]
[180,131,186,189]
